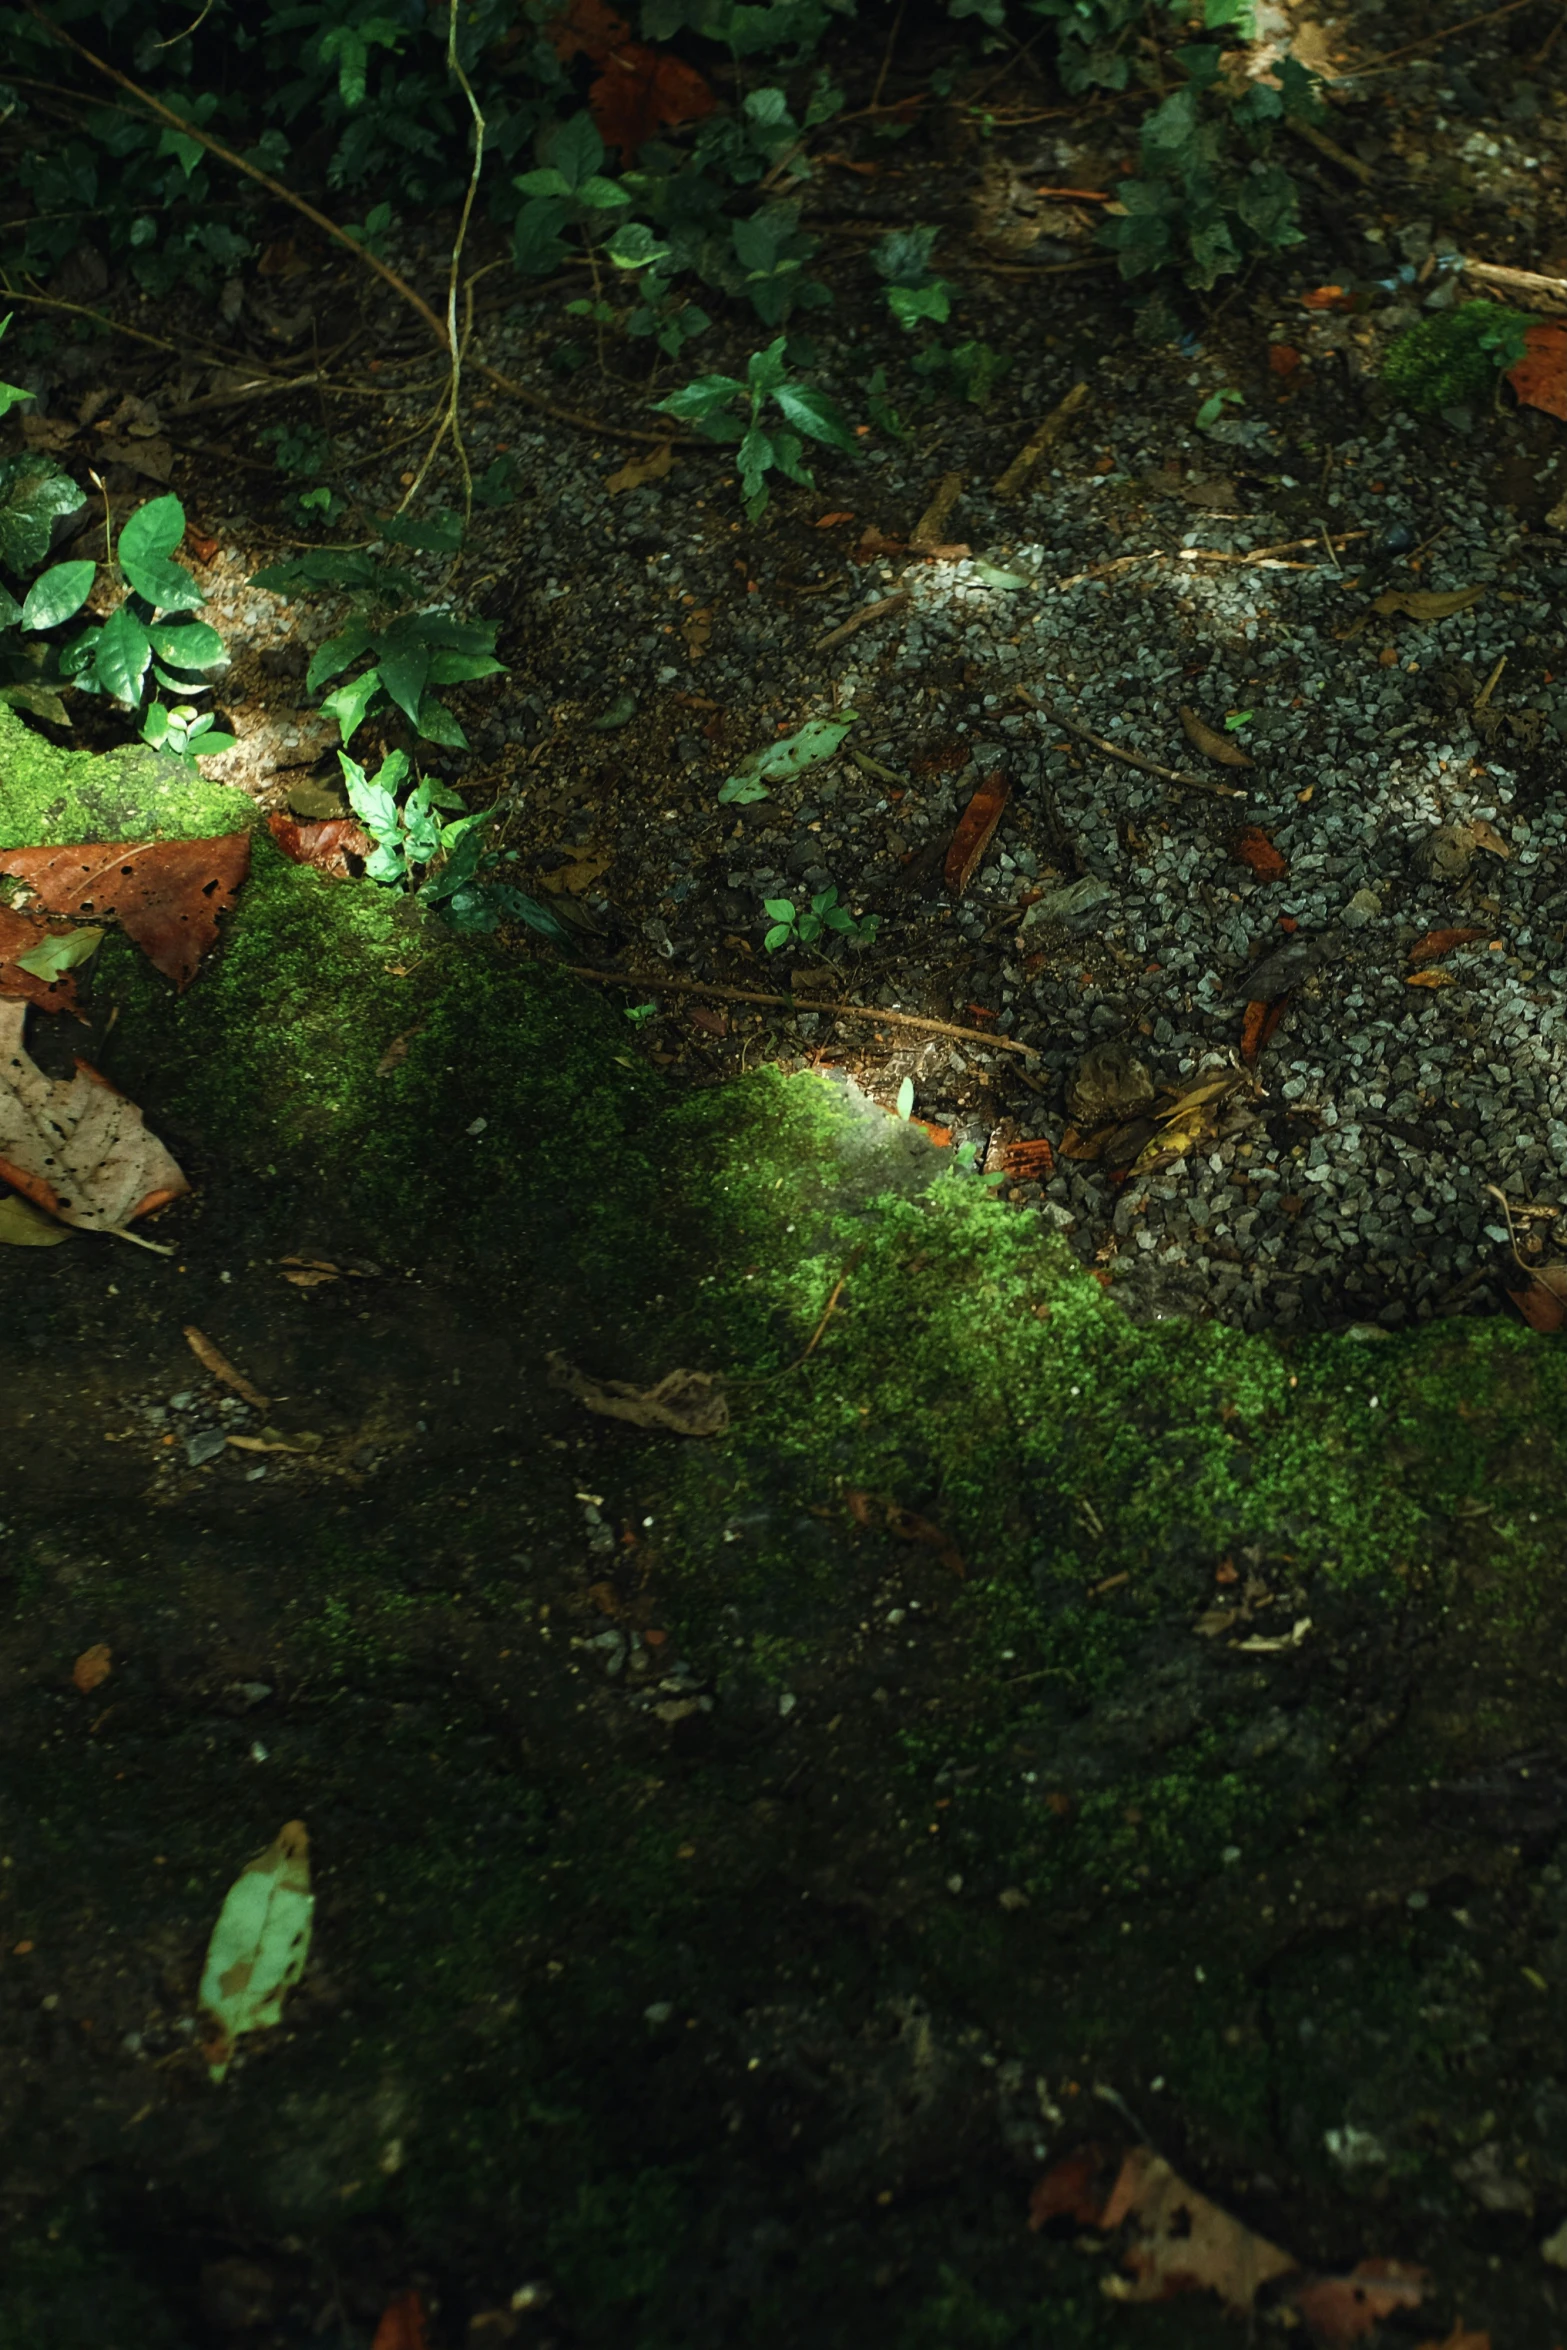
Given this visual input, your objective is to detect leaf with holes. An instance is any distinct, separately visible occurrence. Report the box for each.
[0,997,188,1232]
[198,1820,314,2083]
[0,833,250,991]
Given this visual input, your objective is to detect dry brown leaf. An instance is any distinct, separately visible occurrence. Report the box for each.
[1406,969,1456,989]
[0,835,250,992]
[1509,1266,1567,1334]
[1413,2328,1489,2350]
[1178,706,1253,768]
[1506,320,1567,421]
[1409,927,1487,963]
[943,770,1010,894]
[1371,586,1484,620]
[543,852,613,897]
[1464,816,1510,859]
[605,443,673,493]
[1027,2142,1120,2228]
[548,1350,728,1436]
[911,472,963,548]
[1289,2258,1426,2344]
[98,434,173,482]
[1099,2147,1297,2312]
[0,999,187,1232]
[72,1643,112,1694]
[184,1326,270,1412]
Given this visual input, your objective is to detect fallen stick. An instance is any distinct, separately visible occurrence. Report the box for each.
[1287,118,1374,184]
[565,965,1040,1057]
[994,381,1089,500]
[1011,687,1247,800]
[1457,256,1567,314]
[1056,528,1369,589]
[815,589,911,653]
[475,362,706,447]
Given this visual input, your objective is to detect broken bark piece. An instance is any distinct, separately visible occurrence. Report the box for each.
[943,769,1010,895]
[993,381,1089,499]
[911,472,963,548]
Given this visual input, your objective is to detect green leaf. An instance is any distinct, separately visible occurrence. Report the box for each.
[413,693,468,748]
[0,580,21,629]
[539,112,605,193]
[608,221,671,270]
[763,922,793,951]
[591,691,637,731]
[655,373,745,421]
[198,1821,314,2084]
[425,649,505,686]
[746,335,791,397]
[971,560,1032,590]
[723,715,858,797]
[0,454,86,573]
[376,511,464,554]
[15,924,102,981]
[93,605,153,705]
[374,641,429,726]
[887,282,952,331]
[578,176,632,209]
[485,883,575,945]
[252,550,405,597]
[896,1076,914,1121]
[116,493,184,567]
[307,621,377,691]
[0,682,70,724]
[19,560,94,631]
[737,425,776,508]
[321,666,382,746]
[513,166,573,198]
[146,617,225,667]
[763,898,797,920]
[771,380,858,452]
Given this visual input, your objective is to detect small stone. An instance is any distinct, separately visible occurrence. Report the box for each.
[1341,887,1381,929]
[186,1427,228,1468]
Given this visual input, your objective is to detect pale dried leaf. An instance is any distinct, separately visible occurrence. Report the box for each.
[1371,586,1484,620]
[605,442,673,494]
[1099,2147,1297,2311]
[184,1325,270,1412]
[1178,706,1253,768]
[0,999,187,1233]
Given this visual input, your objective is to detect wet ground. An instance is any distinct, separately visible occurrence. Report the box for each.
[5,3,1567,2344]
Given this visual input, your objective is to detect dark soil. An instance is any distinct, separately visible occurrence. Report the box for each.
[5,5,1567,2347]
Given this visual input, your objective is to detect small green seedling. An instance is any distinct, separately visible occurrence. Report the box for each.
[143,700,237,765]
[954,1137,1006,1186]
[762,886,878,953]
[1196,387,1245,428]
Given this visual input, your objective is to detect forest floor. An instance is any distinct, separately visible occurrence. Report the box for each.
[5,3,1567,2346]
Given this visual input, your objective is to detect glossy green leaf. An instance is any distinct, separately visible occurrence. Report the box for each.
[93,605,153,704]
[0,454,86,573]
[320,667,382,746]
[146,617,225,667]
[20,560,95,631]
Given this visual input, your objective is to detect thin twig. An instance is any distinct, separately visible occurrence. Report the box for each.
[474,361,703,446]
[1474,653,1507,712]
[564,966,1042,1057]
[870,0,908,112]
[394,1,486,522]
[1342,0,1543,73]
[17,0,451,348]
[1055,528,1369,589]
[1012,687,1247,801]
[815,590,910,653]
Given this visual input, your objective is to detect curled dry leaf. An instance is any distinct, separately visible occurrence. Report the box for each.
[1410,927,1487,963]
[1178,705,1253,768]
[1407,969,1456,989]
[1098,2146,1297,2312]
[1463,816,1510,859]
[184,1325,270,1412]
[548,1349,728,1436]
[0,834,250,992]
[1288,2258,1427,2345]
[1241,996,1288,1064]
[1230,824,1287,879]
[943,770,1010,895]
[265,811,374,879]
[72,1642,112,1694]
[1371,586,1484,621]
[0,999,187,1232]
[605,442,673,494]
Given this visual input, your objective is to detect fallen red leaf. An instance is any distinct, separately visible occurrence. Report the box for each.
[542,0,629,62]
[1028,2142,1119,2229]
[0,835,250,992]
[852,525,907,563]
[1231,825,1288,880]
[266,811,375,879]
[0,904,85,1013]
[1241,996,1288,1065]
[1406,969,1456,990]
[1289,2258,1426,2345]
[815,511,855,527]
[1409,926,1487,963]
[911,1118,953,1147]
[1508,1267,1567,1334]
[688,1003,727,1037]
[72,1643,112,1694]
[1300,284,1357,311]
[590,44,715,158]
[1506,321,1567,422]
[1268,343,1302,376]
[371,2290,431,2350]
[943,770,1010,894]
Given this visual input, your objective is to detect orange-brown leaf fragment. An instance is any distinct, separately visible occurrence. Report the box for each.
[371,2289,431,2350]
[1508,1266,1567,1334]
[1241,996,1288,1064]
[72,1643,112,1694]
[943,771,1010,895]
[1406,969,1456,989]
[0,999,187,1230]
[0,834,250,992]
[184,1325,270,1412]
[1098,2146,1297,2313]
[1231,825,1287,880]
[1028,2142,1119,2229]
[542,0,629,61]
[590,44,715,158]
[1289,2258,1426,2345]
[266,811,374,879]
[1409,927,1487,963]
[1506,320,1567,422]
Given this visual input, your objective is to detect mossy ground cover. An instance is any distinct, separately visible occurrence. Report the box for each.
[3,714,1567,2344]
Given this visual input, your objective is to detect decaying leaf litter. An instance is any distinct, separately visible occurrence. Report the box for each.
[4,3,1567,2346]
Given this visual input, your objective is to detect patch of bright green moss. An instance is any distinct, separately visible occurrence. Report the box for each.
[1381,301,1532,413]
